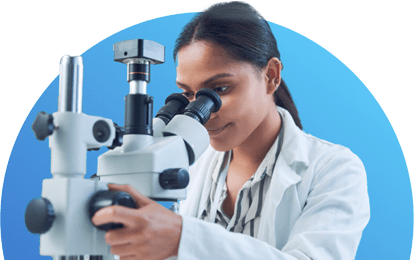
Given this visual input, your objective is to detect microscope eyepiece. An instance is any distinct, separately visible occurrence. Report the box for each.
[183,88,222,125]
[156,93,190,125]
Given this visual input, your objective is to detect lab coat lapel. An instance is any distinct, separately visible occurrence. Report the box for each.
[196,151,223,218]
[257,154,302,245]
[179,148,222,218]
[257,107,307,245]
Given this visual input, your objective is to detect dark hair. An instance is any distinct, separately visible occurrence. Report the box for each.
[173,1,302,129]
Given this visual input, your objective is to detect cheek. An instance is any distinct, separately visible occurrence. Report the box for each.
[223,90,267,122]
[219,93,266,138]
[209,101,263,151]
[218,95,245,121]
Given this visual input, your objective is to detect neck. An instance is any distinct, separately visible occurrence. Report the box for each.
[231,106,282,174]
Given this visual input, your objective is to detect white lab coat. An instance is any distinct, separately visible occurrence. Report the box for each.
[176,107,370,260]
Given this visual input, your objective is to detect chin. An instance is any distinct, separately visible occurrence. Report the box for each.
[209,139,233,152]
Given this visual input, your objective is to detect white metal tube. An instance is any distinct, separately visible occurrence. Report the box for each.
[129,80,147,94]
[58,55,83,113]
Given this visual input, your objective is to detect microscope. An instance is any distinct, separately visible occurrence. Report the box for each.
[24,39,221,260]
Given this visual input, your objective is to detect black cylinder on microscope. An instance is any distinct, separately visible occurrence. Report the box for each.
[125,94,153,135]
[128,63,150,83]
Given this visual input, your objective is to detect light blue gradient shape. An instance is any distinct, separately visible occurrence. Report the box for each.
[1,13,412,259]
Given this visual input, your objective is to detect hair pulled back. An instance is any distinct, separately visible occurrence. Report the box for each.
[173,1,302,129]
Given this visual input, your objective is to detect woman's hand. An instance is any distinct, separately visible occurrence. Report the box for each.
[92,183,182,260]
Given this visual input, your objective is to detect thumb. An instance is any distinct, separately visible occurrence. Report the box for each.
[107,183,153,207]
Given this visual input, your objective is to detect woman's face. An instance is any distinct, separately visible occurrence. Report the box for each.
[176,41,277,152]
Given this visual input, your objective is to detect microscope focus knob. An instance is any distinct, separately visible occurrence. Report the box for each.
[25,198,55,234]
[32,111,55,141]
[159,168,190,190]
[89,190,137,230]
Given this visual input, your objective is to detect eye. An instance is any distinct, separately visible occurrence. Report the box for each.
[181,92,194,99]
[213,85,229,94]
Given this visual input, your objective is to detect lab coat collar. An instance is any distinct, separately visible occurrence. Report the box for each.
[268,106,304,198]
[277,107,310,167]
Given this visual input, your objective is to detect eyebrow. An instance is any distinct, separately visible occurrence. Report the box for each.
[176,73,234,89]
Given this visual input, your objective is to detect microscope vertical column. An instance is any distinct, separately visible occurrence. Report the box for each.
[38,55,112,257]
[50,56,87,177]
[59,55,83,113]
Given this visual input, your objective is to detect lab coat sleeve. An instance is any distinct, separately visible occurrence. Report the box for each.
[176,148,370,260]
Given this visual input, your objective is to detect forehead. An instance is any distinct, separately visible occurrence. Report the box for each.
[177,41,233,64]
[176,41,241,81]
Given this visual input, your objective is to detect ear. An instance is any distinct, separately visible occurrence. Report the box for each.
[264,57,282,95]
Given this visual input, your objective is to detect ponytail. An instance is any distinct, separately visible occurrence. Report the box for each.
[274,79,302,129]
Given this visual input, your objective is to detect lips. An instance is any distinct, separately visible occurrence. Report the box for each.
[206,126,225,131]
[205,123,230,136]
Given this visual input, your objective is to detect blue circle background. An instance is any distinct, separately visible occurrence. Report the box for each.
[1,13,412,259]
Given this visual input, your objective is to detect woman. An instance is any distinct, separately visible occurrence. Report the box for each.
[92,2,370,259]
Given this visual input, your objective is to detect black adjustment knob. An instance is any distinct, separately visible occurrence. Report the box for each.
[92,120,111,143]
[25,198,55,234]
[88,120,113,151]
[108,123,124,150]
[159,168,190,190]
[89,190,137,231]
[32,111,54,141]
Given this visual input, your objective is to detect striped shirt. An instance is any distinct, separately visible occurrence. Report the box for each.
[200,118,284,238]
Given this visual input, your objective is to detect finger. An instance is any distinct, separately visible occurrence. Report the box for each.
[108,183,153,207]
[92,205,139,228]
[105,228,140,246]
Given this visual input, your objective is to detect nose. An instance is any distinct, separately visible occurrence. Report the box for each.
[210,109,218,118]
